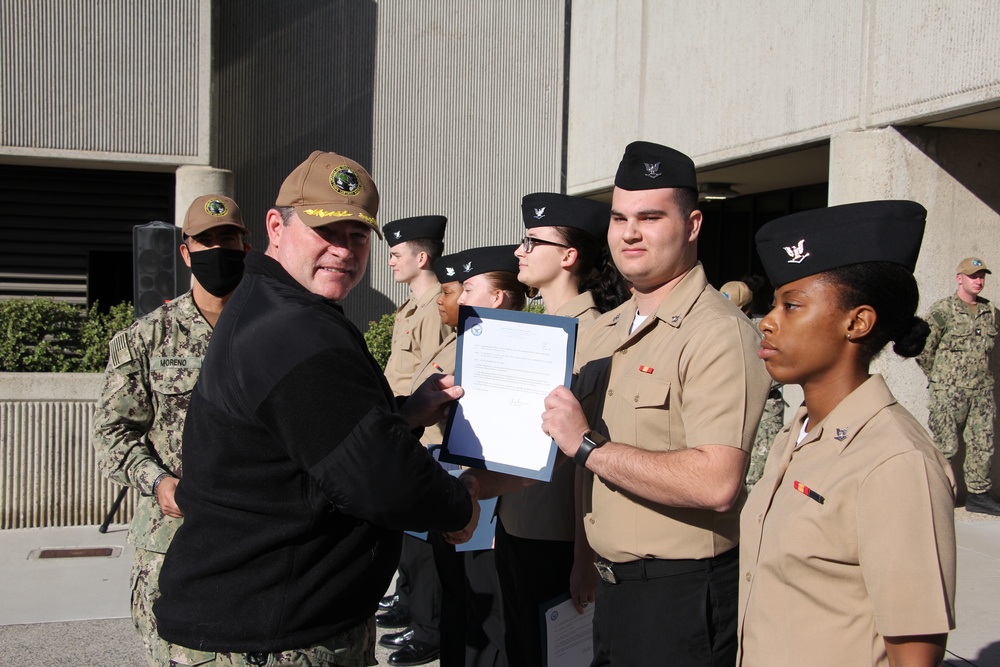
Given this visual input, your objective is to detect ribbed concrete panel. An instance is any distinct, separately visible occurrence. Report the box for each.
[1,398,133,529]
[360,0,565,325]
[214,0,378,271]
[0,0,209,163]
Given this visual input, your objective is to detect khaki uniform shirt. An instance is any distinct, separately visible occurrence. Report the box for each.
[384,285,449,396]
[91,292,211,553]
[738,375,956,667]
[410,331,458,447]
[576,264,770,562]
[499,291,602,541]
[917,294,997,390]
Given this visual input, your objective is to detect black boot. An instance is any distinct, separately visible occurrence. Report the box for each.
[966,492,1000,516]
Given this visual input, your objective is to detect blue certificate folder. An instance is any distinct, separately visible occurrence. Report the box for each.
[405,469,498,552]
[439,305,577,482]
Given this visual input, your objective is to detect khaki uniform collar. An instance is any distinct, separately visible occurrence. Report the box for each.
[555,291,598,319]
[609,262,708,342]
[789,374,897,454]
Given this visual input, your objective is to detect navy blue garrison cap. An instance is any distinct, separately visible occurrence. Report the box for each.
[614,141,697,191]
[432,245,519,283]
[382,215,447,247]
[521,193,611,239]
[755,200,926,288]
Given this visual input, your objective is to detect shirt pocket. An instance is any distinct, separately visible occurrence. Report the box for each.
[943,328,972,352]
[614,373,671,450]
[150,367,199,402]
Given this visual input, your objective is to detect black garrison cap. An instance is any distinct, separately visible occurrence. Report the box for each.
[382,215,447,247]
[432,245,519,282]
[614,141,697,191]
[521,193,611,239]
[755,200,926,288]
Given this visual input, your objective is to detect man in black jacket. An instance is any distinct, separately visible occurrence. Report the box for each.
[154,151,478,666]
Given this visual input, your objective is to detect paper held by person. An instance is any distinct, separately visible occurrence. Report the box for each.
[440,305,577,481]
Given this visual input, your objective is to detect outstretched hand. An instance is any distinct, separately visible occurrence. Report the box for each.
[443,474,481,545]
[400,374,464,428]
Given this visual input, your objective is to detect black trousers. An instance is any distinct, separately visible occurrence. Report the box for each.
[494,517,574,667]
[590,549,739,667]
[400,533,442,645]
[430,533,508,667]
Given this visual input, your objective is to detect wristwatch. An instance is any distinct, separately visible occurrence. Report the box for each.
[152,472,171,499]
[574,430,607,467]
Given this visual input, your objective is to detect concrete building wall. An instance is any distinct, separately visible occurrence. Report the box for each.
[0,0,212,166]
[829,126,1000,491]
[566,0,1000,193]
[0,373,131,529]
[360,0,566,325]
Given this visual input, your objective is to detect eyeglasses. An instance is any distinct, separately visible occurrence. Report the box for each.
[520,236,570,253]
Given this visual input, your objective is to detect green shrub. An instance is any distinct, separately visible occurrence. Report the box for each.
[364,312,395,370]
[79,301,135,372]
[0,298,133,372]
[524,297,545,314]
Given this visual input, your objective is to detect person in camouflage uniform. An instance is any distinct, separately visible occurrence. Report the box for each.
[719,281,786,488]
[92,194,250,666]
[917,256,1000,516]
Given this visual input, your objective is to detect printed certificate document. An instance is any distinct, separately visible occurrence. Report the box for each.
[440,306,576,481]
[541,593,594,667]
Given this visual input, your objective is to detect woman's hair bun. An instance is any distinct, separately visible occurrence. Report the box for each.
[892,316,930,358]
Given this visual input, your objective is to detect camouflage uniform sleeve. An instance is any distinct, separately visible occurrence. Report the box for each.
[91,326,167,495]
[916,304,946,377]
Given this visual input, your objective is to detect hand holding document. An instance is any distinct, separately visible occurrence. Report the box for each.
[440,306,577,481]
[542,593,595,667]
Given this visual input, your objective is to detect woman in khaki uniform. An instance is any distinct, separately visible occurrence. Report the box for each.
[491,192,627,667]
[430,244,526,667]
[740,201,957,667]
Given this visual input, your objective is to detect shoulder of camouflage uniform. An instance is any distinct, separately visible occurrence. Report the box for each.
[107,329,134,369]
[106,301,177,370]
[924,297,954,329]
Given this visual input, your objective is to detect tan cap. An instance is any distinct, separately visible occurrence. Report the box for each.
[183,195,248,237]
[275,150,381,238]
[957,257,991,275]
[720,280,752,309]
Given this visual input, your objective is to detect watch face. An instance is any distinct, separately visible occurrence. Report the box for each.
[585,431,607,447]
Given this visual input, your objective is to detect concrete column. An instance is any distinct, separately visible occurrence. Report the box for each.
[828,127,1000,487]
[174,166,235,228]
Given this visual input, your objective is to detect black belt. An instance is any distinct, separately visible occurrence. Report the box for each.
[594,547,737,585]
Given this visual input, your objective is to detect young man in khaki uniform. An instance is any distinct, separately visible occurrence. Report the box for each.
[382,215,450,396]
[917,256,1000,515]
[540,142,771,667]
[377,214,450,665]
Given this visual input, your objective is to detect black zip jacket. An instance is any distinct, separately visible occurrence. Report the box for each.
[154,251,472,652]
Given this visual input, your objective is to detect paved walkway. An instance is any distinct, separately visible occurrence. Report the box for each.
[0,513,997,666]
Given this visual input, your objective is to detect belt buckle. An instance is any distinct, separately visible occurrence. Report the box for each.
[594,559,617,585]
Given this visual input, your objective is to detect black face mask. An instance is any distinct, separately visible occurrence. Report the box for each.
[189,247,246,297]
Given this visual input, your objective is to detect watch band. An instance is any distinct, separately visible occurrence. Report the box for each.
[574,430,607,467]
[152,472,171,498]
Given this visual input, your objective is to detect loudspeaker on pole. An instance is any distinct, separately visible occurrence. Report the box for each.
[132,221,191,319]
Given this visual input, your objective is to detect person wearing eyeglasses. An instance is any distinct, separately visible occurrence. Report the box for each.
[483,193,628,667]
